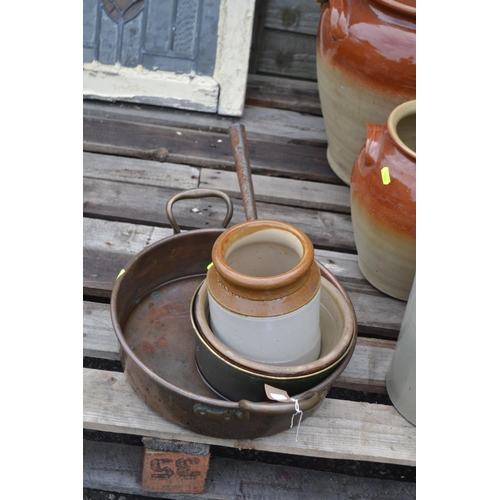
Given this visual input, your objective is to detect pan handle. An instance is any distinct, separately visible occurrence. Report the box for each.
[166,188,234,234]
[192,391,324,423]
[238,390,324,415]
[228,123,258,221]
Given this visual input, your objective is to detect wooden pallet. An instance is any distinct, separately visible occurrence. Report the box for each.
[83,74,416,498]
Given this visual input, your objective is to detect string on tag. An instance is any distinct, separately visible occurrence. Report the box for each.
[290,398,303,442]
[264,384,303,442]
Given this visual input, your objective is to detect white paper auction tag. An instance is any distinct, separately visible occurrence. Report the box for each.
[265,384,303,441]
[265,384,294,402]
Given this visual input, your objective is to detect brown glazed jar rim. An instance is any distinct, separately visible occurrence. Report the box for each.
[372,0,416,17]
[207,219,321,316]
[211,219,315,292]
[387,99,416,160]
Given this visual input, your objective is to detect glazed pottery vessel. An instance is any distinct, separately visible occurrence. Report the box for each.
[386,277,416,425]
[350,99,416,300]
[316,0,416,185]
[206,219,322,366]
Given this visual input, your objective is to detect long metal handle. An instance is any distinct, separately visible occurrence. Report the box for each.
[228,124,258,221]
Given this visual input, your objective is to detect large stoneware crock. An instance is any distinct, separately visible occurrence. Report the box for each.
[386,277,416,425]
[316,0,416,185]
[350,99,416,301]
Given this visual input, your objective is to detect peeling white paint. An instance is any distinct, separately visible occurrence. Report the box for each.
[83,61,219,112]
[213,0,256,116]
[83,1,256,116]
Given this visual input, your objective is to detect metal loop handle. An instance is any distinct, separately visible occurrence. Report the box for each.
[238,390,323,415]
[166,188,234,234]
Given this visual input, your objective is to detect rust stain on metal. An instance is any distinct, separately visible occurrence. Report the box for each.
[141,341,155,354]
[156,335,169,349]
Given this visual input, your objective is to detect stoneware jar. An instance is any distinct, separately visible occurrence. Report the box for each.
[316,0,416,185]
[350,99,416,301]
[386,277,416,425]
[206,219,322,366]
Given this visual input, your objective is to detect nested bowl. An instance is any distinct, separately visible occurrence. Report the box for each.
[191,275,357,402]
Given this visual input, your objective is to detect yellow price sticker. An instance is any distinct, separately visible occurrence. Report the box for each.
[116,268,126,279]
[207,262,214,270]
[381,166,391,185]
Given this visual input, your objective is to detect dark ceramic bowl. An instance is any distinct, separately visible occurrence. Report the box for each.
[190,277,357,402]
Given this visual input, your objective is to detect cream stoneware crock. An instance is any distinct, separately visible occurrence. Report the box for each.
[206,219,322,366]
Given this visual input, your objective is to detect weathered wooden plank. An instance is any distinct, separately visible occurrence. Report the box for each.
[85,148,344,214]
[83,300,396,393]
[82,218,174,297]
[83,152,200,189]
[348,291,407,337]
[83,115,337,183]
[238,105,326,145]
[257,29,317,81]
[84,440,416,499]
[83,218,174,256]
[83,219,359,282]
[264,0,321,36]
[200,168,350,213]
[83,178,355,251]
[83,100,327,146]
[83,368,416,466]
[83,302,119,360]
[245,73,322,115]
[83,218,405,334]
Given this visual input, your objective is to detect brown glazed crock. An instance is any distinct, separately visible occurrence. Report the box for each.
[350,99,416,301]
[206,219,323,365]
[206,219,321,317]
[316,0,416,185]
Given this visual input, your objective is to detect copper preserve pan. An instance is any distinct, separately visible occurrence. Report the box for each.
[110,186,358,439]
[110,124,358,439]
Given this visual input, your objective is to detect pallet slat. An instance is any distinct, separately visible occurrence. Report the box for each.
[83,178,356,251]
[83,368,416,466]
[83,152,200,190]
[83,100,327,145]
[245,74,322,115]
[200,168,350,213]
[83,115,337,183]
[84,151,346,213]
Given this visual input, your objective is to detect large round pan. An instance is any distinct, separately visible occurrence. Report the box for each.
[110,188,357,440]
